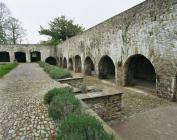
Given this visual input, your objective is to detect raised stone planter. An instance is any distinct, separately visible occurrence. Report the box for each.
[76,89,123,121]
[57,77,83,88]
[73,86,102,94]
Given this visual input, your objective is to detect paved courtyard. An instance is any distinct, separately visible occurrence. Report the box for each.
[0,63,62,140]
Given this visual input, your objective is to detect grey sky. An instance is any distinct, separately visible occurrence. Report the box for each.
[2,0,145,44]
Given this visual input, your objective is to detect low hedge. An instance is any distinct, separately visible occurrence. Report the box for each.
[38,61,72,79]
[57,113,114,140]
[45,87,114,140]
[48,89,81,120]
[44,87,73,104]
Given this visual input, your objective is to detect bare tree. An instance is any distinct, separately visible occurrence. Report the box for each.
[6,17,26,44]
[0,2,10,44]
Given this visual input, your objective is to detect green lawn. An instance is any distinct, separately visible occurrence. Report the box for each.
[0,63,18,78]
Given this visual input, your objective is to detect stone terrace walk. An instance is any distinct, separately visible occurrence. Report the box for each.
[0,63,62,140]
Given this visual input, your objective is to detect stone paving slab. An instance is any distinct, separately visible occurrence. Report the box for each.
[0,63,63,140]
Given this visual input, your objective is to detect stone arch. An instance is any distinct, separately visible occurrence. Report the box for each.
[0,51,10,62]
[30,51,41,62]
[75,55,82,73]
[84,56,95,76]
[15,52,26,62]
[45,56,57,65]
[123,54,156,88]
[63,57,67,68]
[98,55,115,81]
[68,58,73,70]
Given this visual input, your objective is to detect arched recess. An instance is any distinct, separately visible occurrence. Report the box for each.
[0,51,10,62]
[30,51,41,62]
[123,54,156,88]
[75,55,82,73]
[15,52,26,62]
[98,55,115,81]
[63,57,67,68]
[68,58,73,70]
[84,56,95,76]
[45,56,57,65]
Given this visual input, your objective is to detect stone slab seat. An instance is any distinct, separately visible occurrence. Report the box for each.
[56,77,83,82]
[76,91,123,100]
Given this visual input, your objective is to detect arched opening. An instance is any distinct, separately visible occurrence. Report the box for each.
[30,51,41,62]
[68,58,73,70]
[63,57,67,68]
[75,55,82,73]
[98,55,115,81]
[84,56,95,76]
[124,54,156,88]
[15,52,26,63]
[45,57,56,65]
[0,51,10,62]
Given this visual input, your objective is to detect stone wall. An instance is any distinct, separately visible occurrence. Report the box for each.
[57,77,84,88]
[57,0,177,101]
[0,44,55,63]
[77,92,123,121]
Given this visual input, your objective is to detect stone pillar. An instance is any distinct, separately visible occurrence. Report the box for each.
[171,76,177,101]
[26,52,30,63]
[156,75,176,101]
[10,52,15,63]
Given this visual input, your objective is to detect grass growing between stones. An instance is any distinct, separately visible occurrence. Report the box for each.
[38,61,72,79]
[0,63,18,78]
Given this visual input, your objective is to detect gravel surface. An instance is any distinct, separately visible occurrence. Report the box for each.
[0,63,63,140]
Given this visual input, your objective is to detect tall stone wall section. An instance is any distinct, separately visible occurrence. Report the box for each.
[57,0,177,100]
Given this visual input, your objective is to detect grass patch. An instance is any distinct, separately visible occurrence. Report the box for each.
[38,61,72,79]
[0,63,18,78]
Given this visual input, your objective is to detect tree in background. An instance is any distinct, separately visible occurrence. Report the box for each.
[0,2,26,44]
[0,2,10,44]
[6,17,26,44]
[39,16,84,45]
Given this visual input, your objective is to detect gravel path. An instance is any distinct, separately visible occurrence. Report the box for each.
[0,63,63,140]
[111,105,177,140]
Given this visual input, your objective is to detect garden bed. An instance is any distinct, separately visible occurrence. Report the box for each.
[38,61,72,79]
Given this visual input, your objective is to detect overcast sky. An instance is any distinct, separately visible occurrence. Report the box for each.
[2,0,145,44]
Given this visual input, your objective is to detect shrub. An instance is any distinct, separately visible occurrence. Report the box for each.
[44,87,73,104]
[38,61,72,79]
[79,83,87,93]
[57,113,114,140]
[48,92,81,120]
[49,68,71,79]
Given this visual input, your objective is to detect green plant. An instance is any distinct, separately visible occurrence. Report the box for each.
[38,61,72,79]
[57,113,114,140]
[0,63,18,78]
[48,93,81,120]
[49,68,71,79]
[79,83,87,93]
[44,87,73,104]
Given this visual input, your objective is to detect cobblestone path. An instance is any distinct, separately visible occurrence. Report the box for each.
[0,63,62,140]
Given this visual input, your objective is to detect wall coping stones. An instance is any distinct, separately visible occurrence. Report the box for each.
[76,90,123,100]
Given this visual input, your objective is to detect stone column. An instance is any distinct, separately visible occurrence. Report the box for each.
[10,52,15,63]
[171,76,177,101]
[26,51,30,63]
